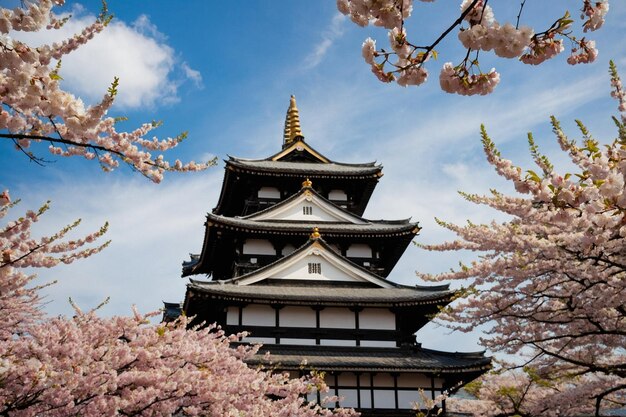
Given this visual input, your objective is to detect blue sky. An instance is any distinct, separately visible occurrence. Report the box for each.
[2,1,626,352]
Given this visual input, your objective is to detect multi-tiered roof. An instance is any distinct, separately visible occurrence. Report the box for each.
[178,96,490,416]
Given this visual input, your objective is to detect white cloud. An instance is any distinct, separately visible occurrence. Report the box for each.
[14,170,224,318]
[304,13,346,69]
[11,11,201,109]
[131,14,167,42]
[181,62,204,88]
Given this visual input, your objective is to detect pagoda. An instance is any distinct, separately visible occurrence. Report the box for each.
[176,96,490,416]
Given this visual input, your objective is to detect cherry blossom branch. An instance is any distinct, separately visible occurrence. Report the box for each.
[0,2,215,183]
[341,0,609,94]
[419,0,481,61]
[515,0,527,29]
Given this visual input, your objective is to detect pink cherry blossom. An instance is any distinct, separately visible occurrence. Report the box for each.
[361,37,377,64]
[582,0,609,32]
[0,193,357,417]
[439,62,500,96]
[0,1,214,183]
[419,63,626,415]
[567,39,598,64]
[520,36,564,65]
[337,0,611,94]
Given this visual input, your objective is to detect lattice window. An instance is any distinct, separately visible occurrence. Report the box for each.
[308,262,321,274]
[303,206,313,215]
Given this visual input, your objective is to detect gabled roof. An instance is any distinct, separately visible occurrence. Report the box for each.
[244,184,367,223]
[270,139,330,163]
[232,237,396,287]
[213,97,384,216]
[187,203,419,279]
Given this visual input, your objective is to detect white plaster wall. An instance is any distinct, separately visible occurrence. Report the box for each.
[280,306,316,327]
[346,243,372,258]
[359,308,395,330]
[270,201,346,222]
[397,373,430,388]
[226,306,239,325]
[337,389,358,408]
[241,304,275,326]
[373,373,395,387]
[258,186,280,199]
[244,336,275,344]
[360,340,397,348]
[338,373,357,386]
[320,307,355,328]
[242,239,276,255]
[280,338,316,345]
[359,390,372,408]
[398,390,424,409]
[373,390,395,408]
[328,189,347,201]
[324,374,335,387]
[306,389,318,403]
[276,255,360,282]
[320,339,356,346]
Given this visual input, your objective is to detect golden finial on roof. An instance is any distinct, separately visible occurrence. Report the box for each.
[283,95,303,147]
[302,178,312,188]
[310,227,321,240]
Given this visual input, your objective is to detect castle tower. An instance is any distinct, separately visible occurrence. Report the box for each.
[176,97,490,416]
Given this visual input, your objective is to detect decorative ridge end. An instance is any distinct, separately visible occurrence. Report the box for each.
[302,177,313,188]
[310,227,321,240]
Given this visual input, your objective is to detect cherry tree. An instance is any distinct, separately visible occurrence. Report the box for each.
[419,62,626,415]
[0,0,212,183]
[0,195,357,416]
[338,0,609,95]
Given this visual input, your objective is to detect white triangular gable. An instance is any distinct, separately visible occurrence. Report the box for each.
[235,240,393,288]
[248,190,367,223]
[270,139,330,163]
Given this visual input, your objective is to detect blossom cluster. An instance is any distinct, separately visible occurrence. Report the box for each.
[0,1,213,183]
[519,36,564,65]
[582,0,609,32]
[439,62,499,96]
[460,0,494,26]
[448,369,623,417]
[458,23,534,59]
[337,0,412,29]
[338,0,610,95]
[419,64,626,414]
[566,39,598,64]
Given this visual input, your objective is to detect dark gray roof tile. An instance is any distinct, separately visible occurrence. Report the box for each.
[228,159,382,177]
[188,281,453,306]
[207,214,417,235]
[246,344,491,373]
